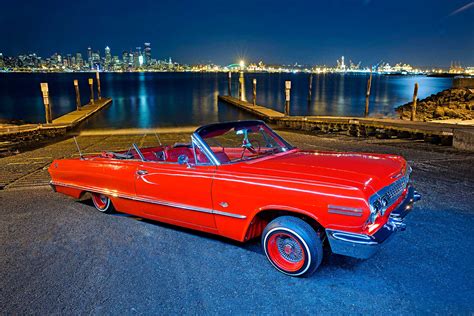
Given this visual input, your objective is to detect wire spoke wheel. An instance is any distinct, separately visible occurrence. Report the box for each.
[267,232,305,272]
[91,193,113,213]
[262,216,323,277]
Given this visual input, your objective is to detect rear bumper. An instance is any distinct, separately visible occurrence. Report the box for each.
[326,185,420,259]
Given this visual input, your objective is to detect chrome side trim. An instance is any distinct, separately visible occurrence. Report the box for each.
[212,209,247,219]
[51,181,246,219]
[328,205,363,217]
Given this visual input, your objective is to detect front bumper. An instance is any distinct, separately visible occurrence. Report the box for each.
[326,185,421,259]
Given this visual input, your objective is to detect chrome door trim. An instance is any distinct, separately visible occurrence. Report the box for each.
[51,181,246,219]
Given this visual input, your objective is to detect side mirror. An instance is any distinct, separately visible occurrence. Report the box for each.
[178,154,192,168]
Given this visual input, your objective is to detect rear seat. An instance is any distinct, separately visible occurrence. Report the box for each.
[165,147,194,163]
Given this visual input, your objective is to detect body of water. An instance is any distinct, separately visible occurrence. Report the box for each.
[0,72,452,129]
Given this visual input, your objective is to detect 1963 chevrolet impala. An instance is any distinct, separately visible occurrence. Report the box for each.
[49,120,420,277]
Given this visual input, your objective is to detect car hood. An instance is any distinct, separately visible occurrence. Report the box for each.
[237,150,407,195]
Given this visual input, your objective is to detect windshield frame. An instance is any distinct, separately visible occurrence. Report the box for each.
[193,120,294,166]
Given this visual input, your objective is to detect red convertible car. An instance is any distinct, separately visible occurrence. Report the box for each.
[49,120,420,277]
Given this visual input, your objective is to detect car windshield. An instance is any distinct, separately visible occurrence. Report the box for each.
[196,121,293,164]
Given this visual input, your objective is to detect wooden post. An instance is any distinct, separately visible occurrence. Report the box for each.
[73,80,81,110]
[238,72,245,101]
[364,71,372,117]
[411,83,419,121]
[307,74,313,102]
[252,78,257,106]
[88,78,94,104]
[95,71,102,100]
[40,83,52,124]
[228,72,232,96]
[285,80,291,116]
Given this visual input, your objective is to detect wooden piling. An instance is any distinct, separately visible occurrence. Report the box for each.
[96,72,102,100]
[364,71,372,117]
[411,83,419,121]
[252,78,257,106]
[40,83,52,124]
[73,80,81,111]
[88,78,94,104]
[228,72,232,96]
[238,72,245,101]
[308,74,313,102]
[285,80,291,116]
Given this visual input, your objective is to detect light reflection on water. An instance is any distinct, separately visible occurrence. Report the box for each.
[0,72,451,129]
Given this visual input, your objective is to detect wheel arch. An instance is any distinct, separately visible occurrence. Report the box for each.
[243,206,325,241]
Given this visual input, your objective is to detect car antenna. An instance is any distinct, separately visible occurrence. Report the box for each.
[154,132,162,146]
[73,136,84,159]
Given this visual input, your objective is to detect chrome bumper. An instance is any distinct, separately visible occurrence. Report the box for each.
[326,186,420,259]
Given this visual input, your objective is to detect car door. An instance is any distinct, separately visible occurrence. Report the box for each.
[134,161,217,229]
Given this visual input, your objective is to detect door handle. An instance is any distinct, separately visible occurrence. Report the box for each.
[137,169,148,175]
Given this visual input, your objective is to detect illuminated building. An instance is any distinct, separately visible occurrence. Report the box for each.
[144,43,151,65]
[75,53,83,68]
[87,47,92,69]
[105,46,112,69]
[0,53,5,68]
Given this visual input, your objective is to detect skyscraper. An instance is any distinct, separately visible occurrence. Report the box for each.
[87,47,92,69]
[105,46,111,68]
[76,53,83,68]
[0,53,4,68]
[122,51,129,65]
[144,43,151,66]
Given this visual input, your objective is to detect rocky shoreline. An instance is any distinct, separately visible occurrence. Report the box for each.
[396,88,474,121]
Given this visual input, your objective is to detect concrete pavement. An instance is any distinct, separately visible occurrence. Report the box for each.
[0,130,473,313]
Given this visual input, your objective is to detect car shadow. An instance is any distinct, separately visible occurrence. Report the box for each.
[78,199,364,272]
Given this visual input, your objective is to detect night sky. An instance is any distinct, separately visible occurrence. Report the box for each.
[0,0,473,66]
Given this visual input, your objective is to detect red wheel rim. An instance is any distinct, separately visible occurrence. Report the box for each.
[267,232,306,272]
[92,193,108,210]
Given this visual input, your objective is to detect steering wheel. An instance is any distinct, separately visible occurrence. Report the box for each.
[241,139,261,159]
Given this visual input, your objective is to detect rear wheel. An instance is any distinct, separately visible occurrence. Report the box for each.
[262,216,323,277]
[91,193,114,214]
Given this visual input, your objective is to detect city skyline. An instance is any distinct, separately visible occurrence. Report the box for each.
[0,43,472,73]
[0,0,473,66]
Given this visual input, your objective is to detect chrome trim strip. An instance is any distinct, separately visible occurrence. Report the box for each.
[212,209,247,219]
[51,181,246,219]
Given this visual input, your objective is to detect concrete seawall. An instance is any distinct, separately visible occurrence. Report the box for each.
[218,95,474,151]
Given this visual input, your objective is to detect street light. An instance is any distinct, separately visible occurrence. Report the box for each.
[239,60,245,69]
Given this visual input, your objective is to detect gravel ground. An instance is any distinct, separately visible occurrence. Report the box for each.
[1,130,473,314]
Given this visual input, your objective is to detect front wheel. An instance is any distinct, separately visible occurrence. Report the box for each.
[91,193,115,214]
[262,216,323,277]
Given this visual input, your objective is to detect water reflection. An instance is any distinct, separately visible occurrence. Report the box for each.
[0,72,452,128]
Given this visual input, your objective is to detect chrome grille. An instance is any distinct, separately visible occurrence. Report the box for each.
[379,174,409,209]
[369,166,411,216]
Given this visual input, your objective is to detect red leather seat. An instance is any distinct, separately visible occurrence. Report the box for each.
[165,147,194,163]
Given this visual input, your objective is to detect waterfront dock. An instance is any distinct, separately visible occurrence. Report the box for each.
[218,95,474,151]
[218,95,285,120]
[0,97,112,155]
[51,97,112,127]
